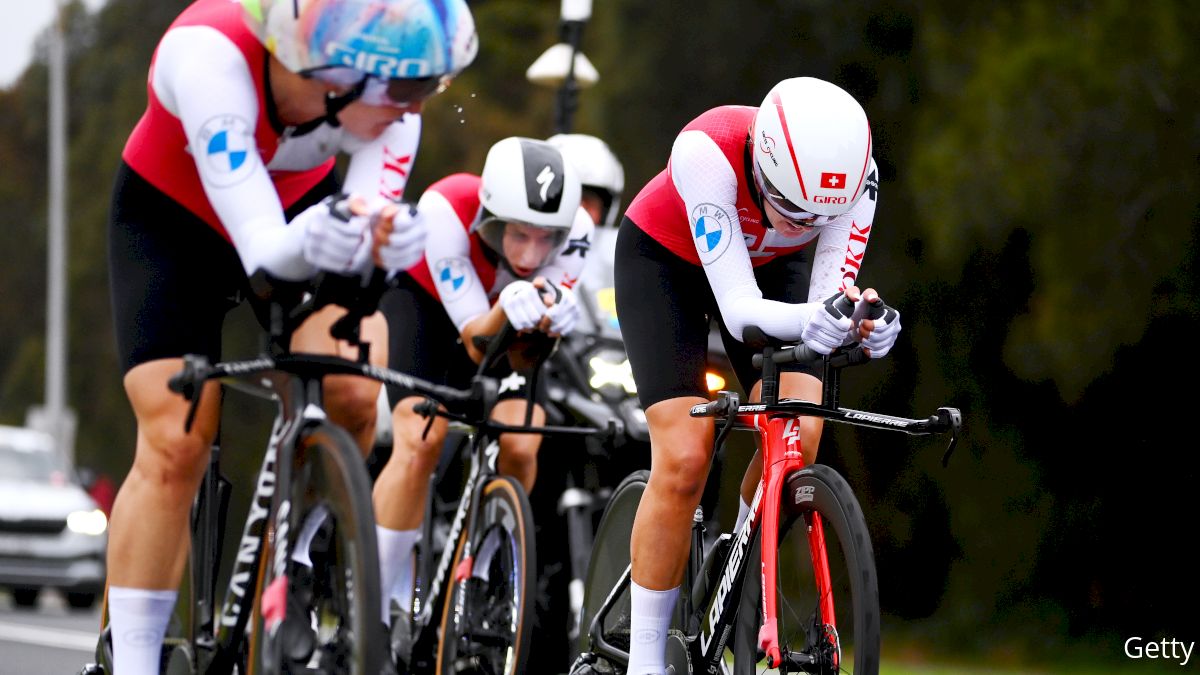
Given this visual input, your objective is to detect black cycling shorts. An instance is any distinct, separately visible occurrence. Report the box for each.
[381,273,543,408]
[108,162,337,372]
[614,217,819,410]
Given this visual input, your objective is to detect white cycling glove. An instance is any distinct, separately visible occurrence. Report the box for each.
[801,291,855,355]
[499,280,549,331]
[294,195,372,274]
[545,286,581,335]
[860,302,902,358]
[376,203,426,273]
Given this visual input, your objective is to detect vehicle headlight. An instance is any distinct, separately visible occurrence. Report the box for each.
[587,348,636,396]
[67,509,108,536]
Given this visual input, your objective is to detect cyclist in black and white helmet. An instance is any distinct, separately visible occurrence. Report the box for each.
[373,137,595,632]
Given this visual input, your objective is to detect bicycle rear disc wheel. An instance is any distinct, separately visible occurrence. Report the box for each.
[734,463,880,675]
[436,475,536,675]
[577,469,648,660]
[249,422,384,675]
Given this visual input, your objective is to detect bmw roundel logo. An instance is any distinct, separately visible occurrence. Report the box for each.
[434,257,472,300]
[196,115,257,187]
[690,203,733,263]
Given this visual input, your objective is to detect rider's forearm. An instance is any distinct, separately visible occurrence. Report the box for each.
[461,303,509,364]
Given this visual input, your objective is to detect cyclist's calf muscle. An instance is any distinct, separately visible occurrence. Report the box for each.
[109,360,222,590]
[290,306,390,454]
[632,397,715,588]
[374,396,452,531]
[491,398,546,493]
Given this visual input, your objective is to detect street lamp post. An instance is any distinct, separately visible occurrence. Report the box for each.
[526,0,598,134]
[31,0,76,465]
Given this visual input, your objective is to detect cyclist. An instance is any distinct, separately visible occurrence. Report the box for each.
[104,0,475,672]
[548,133,625,229]
[594,77,902,674]
[373,137,593,629]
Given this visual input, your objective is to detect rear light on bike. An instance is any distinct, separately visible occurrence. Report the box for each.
[705,371,726,392]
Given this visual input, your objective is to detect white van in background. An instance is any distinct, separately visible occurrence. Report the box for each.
[0,424,106,609]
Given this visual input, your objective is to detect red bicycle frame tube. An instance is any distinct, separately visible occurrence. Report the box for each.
[746,412,836,669]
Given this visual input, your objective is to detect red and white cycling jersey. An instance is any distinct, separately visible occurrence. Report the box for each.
[624,105,880,341]
[408,173,594,331]
[121,0,420,277]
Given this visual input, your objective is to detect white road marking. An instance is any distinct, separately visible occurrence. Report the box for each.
[0,619,97,652]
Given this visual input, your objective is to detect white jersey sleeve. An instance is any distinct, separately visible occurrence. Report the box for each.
[807,159,878,301]
[155,26,312,280]
[534,207,594,290]
[420,190,491,332]
[670,130,818,342]
[341,114,422,202]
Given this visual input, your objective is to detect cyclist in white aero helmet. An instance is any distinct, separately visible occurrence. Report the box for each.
[104,0,476,672]
[572,77,900,675]
[750,76,873,221]
[548,133,626,228]
[374,137,594,646]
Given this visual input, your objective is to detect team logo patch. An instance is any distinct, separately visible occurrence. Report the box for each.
[197,115,257,187]
[690,203,733,263]
[433,257,472,300]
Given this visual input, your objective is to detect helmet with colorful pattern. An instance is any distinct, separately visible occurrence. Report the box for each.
[242,0,478,105]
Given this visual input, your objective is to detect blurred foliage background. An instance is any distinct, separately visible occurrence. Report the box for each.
[1,0,1197,668]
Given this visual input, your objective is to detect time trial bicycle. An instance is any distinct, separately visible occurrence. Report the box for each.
[572,310,961,675]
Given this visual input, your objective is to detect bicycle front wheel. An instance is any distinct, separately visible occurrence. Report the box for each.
[249,422,384,675]
[436,475,536,675]
[735,463,880,675]
[577,469,648,658]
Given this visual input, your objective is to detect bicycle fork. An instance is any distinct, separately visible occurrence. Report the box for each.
[756,414,813,669]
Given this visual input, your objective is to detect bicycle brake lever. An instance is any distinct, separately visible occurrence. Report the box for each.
[184,388,203,435]
[937,407,963,468]
[414,397,437,441]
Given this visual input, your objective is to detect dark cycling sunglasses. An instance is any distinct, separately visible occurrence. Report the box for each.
[308,67,449,107]
[752,159,824,224]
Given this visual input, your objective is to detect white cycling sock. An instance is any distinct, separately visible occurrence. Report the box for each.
[627,581,680,675]
[108,586,178,675]
[734,495,751,534]
[291,505,330,568]
[377,525,419,625]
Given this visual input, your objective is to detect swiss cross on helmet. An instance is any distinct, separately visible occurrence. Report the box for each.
[751,77,873,219]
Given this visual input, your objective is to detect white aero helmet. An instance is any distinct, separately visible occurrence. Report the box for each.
[241,0,478,106]
[547,133,625,228]
[474,137,582,255]
[751,77,873,219]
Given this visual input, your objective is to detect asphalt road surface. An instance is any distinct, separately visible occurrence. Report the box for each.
[0,589,102,675]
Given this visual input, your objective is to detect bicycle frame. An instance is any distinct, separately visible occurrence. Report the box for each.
[584,340,961,674]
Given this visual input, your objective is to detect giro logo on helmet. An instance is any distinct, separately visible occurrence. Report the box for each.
[326,46,434,78]
[813,195,848,205]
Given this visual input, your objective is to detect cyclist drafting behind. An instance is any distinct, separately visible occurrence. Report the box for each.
[104,0,476,672]
[374,137,593,628]
[594,77,902,675]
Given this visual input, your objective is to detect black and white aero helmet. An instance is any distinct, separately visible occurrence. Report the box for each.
[473,136,582,253]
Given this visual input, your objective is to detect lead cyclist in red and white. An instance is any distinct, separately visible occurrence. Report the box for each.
[590,77,902,675]
[103,1,476,672]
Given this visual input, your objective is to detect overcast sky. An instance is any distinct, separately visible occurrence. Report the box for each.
[1,0,109,89]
